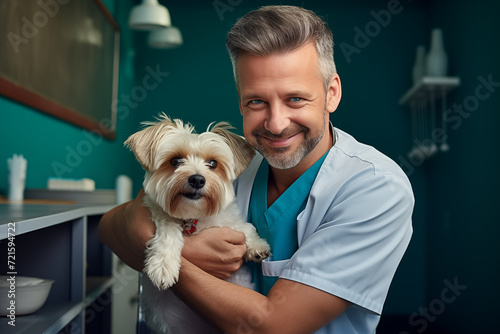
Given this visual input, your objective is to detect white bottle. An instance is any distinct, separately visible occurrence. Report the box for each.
[116,175,133,204]
[425,28,448,77]
[412,45,426,84]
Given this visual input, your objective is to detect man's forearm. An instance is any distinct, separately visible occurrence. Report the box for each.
[174,257,351,334]
[98,201,151,272]
[174,257,269,333]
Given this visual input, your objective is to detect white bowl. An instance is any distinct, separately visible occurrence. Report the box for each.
[0,276,54,316]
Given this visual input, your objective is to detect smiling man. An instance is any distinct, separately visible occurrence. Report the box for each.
[99,5,414,333]
[237,41,340,205]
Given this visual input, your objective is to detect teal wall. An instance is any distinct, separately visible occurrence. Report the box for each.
[423,1,500,333]
[1,0,498,332]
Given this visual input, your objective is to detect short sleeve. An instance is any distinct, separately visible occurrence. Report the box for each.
[280,169,414,314]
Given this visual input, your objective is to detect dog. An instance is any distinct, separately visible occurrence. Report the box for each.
[125,114,271,333]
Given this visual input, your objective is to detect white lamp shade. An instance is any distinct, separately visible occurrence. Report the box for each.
[148,26,183,49]
[129,0,171,30]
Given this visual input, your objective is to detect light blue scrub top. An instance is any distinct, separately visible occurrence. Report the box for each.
[248,153,328,296]
[235,127,414,333]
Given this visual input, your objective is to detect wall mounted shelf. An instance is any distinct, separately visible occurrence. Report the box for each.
[399,76,460,162]
[399,76,460,106]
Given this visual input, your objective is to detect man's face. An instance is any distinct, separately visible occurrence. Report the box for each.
[237,42,339,170]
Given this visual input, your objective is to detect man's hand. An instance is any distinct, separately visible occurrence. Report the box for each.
[182,227,247,279]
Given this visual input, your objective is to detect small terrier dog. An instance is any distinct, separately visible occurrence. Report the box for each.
[125,114,271,333]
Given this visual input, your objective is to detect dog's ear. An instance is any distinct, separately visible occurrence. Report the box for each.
[211,122,255,177]
[125,114,174,172]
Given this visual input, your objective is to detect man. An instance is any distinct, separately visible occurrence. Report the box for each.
[99,5,413,333]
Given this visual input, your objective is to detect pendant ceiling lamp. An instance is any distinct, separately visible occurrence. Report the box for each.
[148,26,183,49]
[129,0,171,30]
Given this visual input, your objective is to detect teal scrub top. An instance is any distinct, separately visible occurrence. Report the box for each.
[248,153,328,295]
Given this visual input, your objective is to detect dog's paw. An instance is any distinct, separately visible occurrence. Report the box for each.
[245,238,271,262]
[145,262,179,290]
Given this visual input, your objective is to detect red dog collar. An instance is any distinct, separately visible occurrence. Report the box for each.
[183,219,198,235]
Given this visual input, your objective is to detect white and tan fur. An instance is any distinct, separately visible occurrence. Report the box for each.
[125,114,270,333]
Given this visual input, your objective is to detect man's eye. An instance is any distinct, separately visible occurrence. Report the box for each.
[207,160,218,169]
[249,99,264,105]
[171,157,183,167]
[289,97,303,102]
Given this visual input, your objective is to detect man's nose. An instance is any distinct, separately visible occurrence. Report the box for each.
[265,103,290,135]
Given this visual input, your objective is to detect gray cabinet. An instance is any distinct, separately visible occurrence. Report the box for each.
[0,204,116,333]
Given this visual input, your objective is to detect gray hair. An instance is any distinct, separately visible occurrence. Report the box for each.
[226,5,337,90]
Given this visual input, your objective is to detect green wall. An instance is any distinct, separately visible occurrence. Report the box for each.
[423,1,500,333]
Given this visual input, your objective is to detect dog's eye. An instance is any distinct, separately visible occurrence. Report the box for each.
[171,157,183,167]
[207,160,217,169]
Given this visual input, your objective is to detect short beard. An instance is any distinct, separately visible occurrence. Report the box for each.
[252,111,327,170]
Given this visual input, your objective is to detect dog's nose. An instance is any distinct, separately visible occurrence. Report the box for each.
[188,174,206,189]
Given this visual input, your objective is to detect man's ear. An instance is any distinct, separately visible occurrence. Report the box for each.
[211,122,255,177]
[326,74,342,114]
[124,114,175,172]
